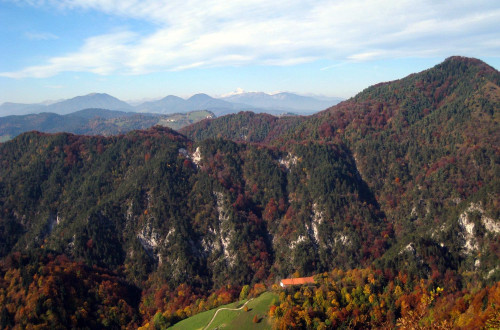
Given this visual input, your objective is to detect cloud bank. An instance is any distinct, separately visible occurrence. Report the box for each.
[2,0,499,78]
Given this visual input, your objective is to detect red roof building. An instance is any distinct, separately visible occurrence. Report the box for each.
[279,276,315,288]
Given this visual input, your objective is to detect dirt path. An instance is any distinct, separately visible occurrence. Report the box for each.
[203,298,254,330]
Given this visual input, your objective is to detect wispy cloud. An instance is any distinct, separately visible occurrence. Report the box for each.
[348,51,387,62]
[25,31,59,40]
[2,0,499,78]
[2,31,136,78]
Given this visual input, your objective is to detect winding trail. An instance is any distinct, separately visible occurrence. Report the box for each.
[203,298,254,330]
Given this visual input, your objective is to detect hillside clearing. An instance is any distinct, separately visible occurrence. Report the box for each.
[169,292,278,330]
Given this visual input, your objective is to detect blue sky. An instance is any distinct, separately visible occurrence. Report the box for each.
[1,0,499,104]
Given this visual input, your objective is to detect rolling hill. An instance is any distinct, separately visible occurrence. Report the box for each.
[47,93,133,114]
[0,109,214,140]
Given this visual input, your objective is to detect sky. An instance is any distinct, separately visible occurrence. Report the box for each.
[1,0,499,104]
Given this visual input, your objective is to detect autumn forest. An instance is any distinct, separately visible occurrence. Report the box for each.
[0,56,499,328]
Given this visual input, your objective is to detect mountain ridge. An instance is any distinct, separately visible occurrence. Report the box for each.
[222,91,342,113]
[181,55,500,280]
[1,92,340,118]
[0,55,498,328]
[0,108,215,139]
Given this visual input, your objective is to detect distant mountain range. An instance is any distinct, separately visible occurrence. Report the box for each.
[47,93,133,115]
[134,93,251,116]
[221,92,342,113]
[0,93,133,117]
[0,92,342,117]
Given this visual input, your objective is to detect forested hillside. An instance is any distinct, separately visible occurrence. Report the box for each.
[0,126,389,280]
[180,111,303,143]
[314,56,500,281]
[184,56,500,281]
[0,57,498,328]
[0,109,213,141]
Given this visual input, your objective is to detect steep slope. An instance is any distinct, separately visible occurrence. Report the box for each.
[182,56,500,280]
[307,56,500,278]
[0,128,388,288]
[0,252,141,328]
[0,56,498,329]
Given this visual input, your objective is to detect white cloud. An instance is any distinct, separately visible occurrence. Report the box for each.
[2,31,135,78]
[25,31,59,40]
[348,51,387,62]
[2,0,499,78]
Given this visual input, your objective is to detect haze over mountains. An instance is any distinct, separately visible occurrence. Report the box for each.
[0,91,341,117]
[0,93,133,116]
[221,92,342,112]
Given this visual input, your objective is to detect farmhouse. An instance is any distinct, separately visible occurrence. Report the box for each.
[279,276,315,288]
